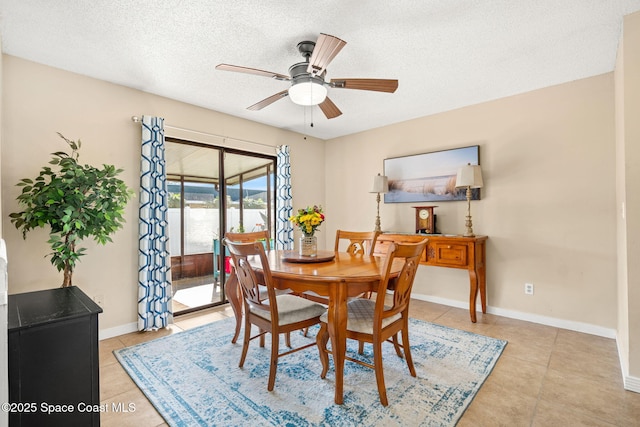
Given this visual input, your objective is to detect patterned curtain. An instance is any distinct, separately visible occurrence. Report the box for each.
[275,145,293,249]
[138,116,173,330]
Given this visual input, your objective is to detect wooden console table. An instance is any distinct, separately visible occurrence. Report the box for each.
[374,233,487,323]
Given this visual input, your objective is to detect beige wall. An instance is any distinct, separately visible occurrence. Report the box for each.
[0,54,624,332]
[1,25,638,388]
[0,56,325,332]
[326,74,617,330]
[0,41,630,356]
[617,11,640,384]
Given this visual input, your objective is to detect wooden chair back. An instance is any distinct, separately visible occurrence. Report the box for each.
[334,230,380,255]
[225,230,271,250]
[224,239,276,312]
[375,239,428,321]
[223,230,273,344]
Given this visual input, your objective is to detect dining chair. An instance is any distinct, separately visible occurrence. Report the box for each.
[315,238,428,406]
[220,230,271,344]
[225,230,292,344]
[302,230,382,335]
[224,239,327,391]
[225,230,272,249]
[301,230,382,307]
[335,229,381,300]
[334,229,380,255]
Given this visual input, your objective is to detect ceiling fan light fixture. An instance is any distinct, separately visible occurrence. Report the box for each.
[288,78,327,106]
[217,33,396,119]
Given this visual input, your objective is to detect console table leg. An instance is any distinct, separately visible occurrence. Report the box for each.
[468,269,478,323]
[478,265,487,314]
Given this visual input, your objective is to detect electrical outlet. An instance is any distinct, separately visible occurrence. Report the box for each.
[93,294,104,307]
[524,283,534,295]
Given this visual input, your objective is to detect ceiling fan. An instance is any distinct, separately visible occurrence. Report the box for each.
[215,33,398,119]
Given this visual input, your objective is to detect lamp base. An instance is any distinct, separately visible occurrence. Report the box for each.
[463,187,475,237]
[463,214,475,237]
[374,193,382,232]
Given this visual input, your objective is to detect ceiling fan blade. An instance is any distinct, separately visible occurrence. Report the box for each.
[247,90,289,111]
[318,97,342,119]
[215,64,290,81]
[330,78,398,93]
[307,33,346,76]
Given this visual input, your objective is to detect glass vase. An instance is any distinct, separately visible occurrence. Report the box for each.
[299,235,317,257]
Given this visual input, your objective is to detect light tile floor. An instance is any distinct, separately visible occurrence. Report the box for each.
[99,300,640,426]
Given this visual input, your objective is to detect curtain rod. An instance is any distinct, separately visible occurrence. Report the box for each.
[130,116,278,150]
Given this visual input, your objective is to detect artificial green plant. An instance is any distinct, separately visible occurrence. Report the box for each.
[9,133,133,287]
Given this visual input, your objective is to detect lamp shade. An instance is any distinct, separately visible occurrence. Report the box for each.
[288,80,328,106]
[455,164,483,188]
[370,174,389,193]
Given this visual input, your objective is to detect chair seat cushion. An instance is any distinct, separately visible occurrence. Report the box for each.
[302,290,360,304]
[250,294,326,326]
[258,285,291,299]
[301,290,325,299]
[320,298,401,334]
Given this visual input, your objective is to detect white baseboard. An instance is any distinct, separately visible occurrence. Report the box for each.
[623,374,640,393]
[615,334,640,394]
[99,322,138,341]
[410,293,617,339]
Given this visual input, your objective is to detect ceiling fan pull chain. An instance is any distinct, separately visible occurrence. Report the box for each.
[302,106,310,140]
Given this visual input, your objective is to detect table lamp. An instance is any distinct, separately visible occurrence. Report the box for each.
[455,164,483,237]
[370,173,389,232]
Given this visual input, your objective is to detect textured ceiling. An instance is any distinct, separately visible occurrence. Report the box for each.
[1,1,639,140]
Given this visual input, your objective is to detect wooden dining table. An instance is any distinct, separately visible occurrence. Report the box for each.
[224,249,403,404]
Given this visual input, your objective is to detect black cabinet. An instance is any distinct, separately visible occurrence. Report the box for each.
[8,286,103,427]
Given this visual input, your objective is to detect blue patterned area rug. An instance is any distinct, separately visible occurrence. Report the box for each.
[114,317,506,426]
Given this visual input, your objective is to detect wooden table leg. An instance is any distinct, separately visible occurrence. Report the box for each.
[478,263,487,315]
[468,268,478,323]
[224,271,242,343]
[327,280,348,404]
[469,242,487,322]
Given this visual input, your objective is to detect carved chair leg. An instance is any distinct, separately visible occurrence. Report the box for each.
[373,338,388,406]
[402,324,416,377]
[358,340,365,354]
[239,317,252,368]
[285,332,292,348]
[316,323,330,379]
[391,333,403,358]
[268,331,280,391]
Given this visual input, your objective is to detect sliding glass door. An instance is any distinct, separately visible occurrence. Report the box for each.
[224,152,275,237]
[165,139,276,314]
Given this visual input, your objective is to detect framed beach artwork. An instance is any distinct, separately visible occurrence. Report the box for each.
[384,145,480,203]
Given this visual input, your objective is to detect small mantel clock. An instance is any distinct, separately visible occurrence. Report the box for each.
[413,206,437,234]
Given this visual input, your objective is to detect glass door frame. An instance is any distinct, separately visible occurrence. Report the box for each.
[166,137,277,314]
